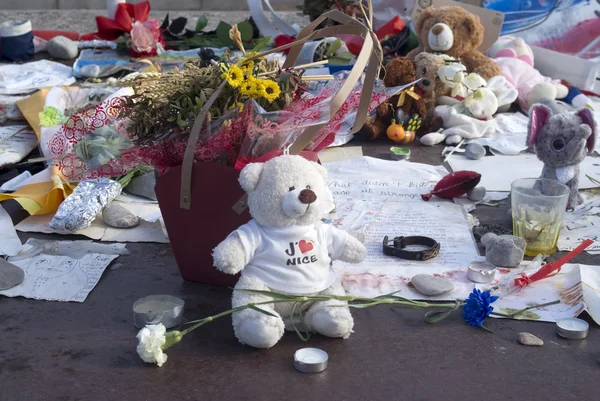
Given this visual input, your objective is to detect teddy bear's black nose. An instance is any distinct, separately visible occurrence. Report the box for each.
[431,24,444,35]
[422,79,431,86]
[298,189,317,204]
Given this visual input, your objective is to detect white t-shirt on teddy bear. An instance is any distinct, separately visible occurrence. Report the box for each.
[235,219,350,294]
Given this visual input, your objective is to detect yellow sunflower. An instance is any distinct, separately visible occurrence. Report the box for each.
[223,65,244,88]
[257,79,281,103]
[240,80,258,97]
[240,60,254,73]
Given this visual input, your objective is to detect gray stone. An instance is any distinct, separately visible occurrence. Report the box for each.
[125,173,157,201]
[518,332,544,346]
[46,36,79,60]
[0,259,25,290]
[465,143,486,160]
[481,233,526,268]
[80,65,101,78]
[467,187,486,202]
[410,274,454,296]
[102,203,139,228]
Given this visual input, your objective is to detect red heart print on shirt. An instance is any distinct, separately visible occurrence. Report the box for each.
[298,240,314,254]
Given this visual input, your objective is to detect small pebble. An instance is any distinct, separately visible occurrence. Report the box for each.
[125,173,157,201]
[465,143,486,160]
[411,274,454,296]
[102,203,140,228]
[46,36,79,60]
[110,263,123,271]
[158,249,168,257]
[482,233,526,268]
[467,187,487,202]
[518,332,544,346]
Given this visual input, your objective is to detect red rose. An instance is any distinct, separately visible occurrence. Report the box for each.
[274,34,296,54]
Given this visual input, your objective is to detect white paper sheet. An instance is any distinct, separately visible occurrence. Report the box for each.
[15,200,168,243]
[334,201,483,298]
[447,153,600,192]
[0,126,38,167]
[0,239,124,302]
[325,156,448,201]
[0,204,22,256]
[0,171,32,192]
[558,191,600,254]
[0,60,75,95]
[319,146,363,164]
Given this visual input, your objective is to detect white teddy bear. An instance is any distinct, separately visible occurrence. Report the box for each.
[212,155,367,349]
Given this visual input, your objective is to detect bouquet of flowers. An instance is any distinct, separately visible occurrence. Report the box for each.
[49,19,402,181]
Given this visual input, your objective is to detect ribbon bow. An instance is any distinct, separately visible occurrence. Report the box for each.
[396,86,421,107]
[82,1,151,41]
[514,239,594,288]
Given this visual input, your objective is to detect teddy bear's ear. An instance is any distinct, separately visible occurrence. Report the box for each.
[239,162,264,192]
[527,104,552,147]
[575,108,597,153]
[313,162,328,181]
[463,13,484,50]
[415,7,434,37]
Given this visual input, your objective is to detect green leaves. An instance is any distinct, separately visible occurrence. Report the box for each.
[237,21,254,41]
[215,20,254,47]
[252,36,272,53]
[195,15,208,32]
[215,22,234,47]
[424,301,461,324]
[249,305,278,318]
[39,106,67,127]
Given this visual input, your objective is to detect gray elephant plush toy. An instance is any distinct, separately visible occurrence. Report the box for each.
[527,104,597,209]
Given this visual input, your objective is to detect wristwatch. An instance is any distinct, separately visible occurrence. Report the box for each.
[383,236,440,261]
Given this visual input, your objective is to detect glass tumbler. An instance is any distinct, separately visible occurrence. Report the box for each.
[511,178,570,256]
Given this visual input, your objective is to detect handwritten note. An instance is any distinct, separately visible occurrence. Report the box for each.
[326,156,448,201]
[333,201,482,299]
[0,239,124,302]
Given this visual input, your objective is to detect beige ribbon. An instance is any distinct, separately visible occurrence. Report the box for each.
[179,7,383,211]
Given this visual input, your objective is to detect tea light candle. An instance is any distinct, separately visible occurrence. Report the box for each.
[294,348,328,373]
[133,295,185,329]
[467,261,497,284]
[556,318,589,340]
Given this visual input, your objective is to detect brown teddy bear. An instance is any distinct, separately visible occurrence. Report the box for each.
[414,52,450,113]
[357,57,427,141]
[406,6,501,80]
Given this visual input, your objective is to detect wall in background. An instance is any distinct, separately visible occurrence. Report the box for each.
[0,0,300,11]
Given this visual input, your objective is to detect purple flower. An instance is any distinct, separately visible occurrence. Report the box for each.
[462,289,499,327]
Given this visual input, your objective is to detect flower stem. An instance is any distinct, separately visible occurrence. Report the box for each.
[490,300,561,318]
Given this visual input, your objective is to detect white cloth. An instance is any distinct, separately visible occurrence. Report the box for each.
[434,105,496,140]
[235,219,350,294]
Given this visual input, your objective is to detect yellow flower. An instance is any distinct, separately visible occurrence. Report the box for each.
[240,61,254,73]
[240,80,257,97]
[229,102,244,112]
[256,79,281,103]
[223,65,244,88]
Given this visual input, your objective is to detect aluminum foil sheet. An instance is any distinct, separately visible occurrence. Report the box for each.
[50,178,122,232]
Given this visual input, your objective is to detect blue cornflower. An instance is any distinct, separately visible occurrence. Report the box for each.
[462,289,499,327]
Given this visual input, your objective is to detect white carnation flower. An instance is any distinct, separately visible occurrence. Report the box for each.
[463,73,486,91]
[136,324,168,367]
